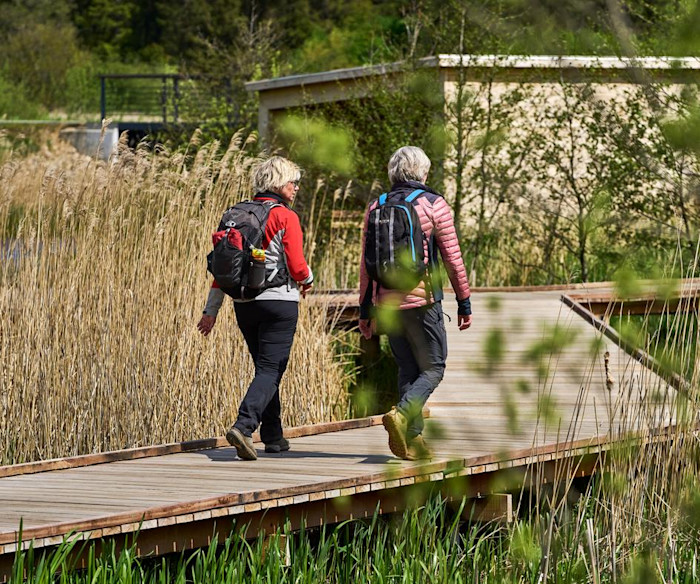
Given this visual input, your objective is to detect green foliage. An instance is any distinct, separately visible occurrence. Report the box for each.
[623,553,661,584]
[344,335,398,418]
[680,475,700,533]
[277,116,355,176]
[62,58,103,114]
[294,69,445,191]
[17,486,700,583]
[2,0,700,289]
[292,14,401,72]
[670,0,700,55]
[0,0,697,120]
[155,0,245,64]
[73,0,139,60]
[0,132,41,165]
[422,0,693,57]
[0,72,46,119]
[510,522,541,576]
[375,304,402,336]
[486,295,503,312]
[482,327,506,375]
[8,416,700,584]
[664,105,700,155]
[2,22,82,110]
[525,325,579,361]
[614,266,645,299]
[609,310,699,379]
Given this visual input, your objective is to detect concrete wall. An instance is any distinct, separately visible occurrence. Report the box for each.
[59,126,119,161]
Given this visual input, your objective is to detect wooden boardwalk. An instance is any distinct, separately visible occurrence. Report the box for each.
[0,287,681,578]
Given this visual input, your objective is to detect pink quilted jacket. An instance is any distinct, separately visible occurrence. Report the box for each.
[359,186,471,313]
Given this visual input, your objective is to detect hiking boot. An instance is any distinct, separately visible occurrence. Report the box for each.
[382,407,408,459]
[226,427,257,460]
[406,435,432,461]
[264,437,290,454]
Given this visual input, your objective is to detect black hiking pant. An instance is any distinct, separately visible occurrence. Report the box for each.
[233,300,298,444]
[387,302,447,440]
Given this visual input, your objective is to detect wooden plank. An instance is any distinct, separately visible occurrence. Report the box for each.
[0,416,390,479]
[561,294,687,391]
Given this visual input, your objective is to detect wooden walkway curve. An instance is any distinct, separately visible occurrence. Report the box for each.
[0,285,684,579]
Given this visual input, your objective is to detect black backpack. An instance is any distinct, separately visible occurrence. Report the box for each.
[206,200,287,299]
[364,188,428,291]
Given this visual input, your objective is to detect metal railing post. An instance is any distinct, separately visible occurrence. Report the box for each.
[225,78,233,126]
[161,76,168,124]
[98,73,211,129]
[100,76,106,122]
[173,77,180,123]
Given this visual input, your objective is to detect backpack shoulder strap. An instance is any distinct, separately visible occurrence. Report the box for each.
[380,189,424,205]
[250,200,286,247]
[405,189,425,203]
[251,200,270,220]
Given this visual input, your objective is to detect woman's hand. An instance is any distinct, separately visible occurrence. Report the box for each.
[458,314,472,331]
[300,282,313,298]
[197,314,217,336]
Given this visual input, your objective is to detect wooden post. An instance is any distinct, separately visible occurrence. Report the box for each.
[261,533,290,567]
[460,494,513,524]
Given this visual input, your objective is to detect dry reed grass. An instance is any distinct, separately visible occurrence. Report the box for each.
[0,130,350,465]
[512,272,700,579]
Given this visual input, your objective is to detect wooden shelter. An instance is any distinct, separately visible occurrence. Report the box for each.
[246,54,700,143]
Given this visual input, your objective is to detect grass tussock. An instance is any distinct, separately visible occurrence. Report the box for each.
[0,131,350,465]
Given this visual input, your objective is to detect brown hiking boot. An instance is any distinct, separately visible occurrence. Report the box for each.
[382,407,408,459]
[264,437,290,454]
[406,435,432,461]
[226,427,257,460]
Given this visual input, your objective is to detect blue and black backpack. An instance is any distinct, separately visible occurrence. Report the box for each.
[364,189,428,292]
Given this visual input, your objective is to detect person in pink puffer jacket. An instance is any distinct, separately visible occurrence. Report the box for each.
[358,146,472,461]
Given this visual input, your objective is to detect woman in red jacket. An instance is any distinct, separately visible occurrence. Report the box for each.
[197,156,314,461]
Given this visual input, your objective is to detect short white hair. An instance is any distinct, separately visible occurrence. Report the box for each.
[252,156,301,193]
[388,146,431,184]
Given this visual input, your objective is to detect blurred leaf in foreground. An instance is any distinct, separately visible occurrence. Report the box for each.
[662,104,700,156]
[614,265,643,300]
[482,327,506,375]
[277,115,355,175]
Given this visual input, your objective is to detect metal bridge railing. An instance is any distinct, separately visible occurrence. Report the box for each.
[99,74,235,125]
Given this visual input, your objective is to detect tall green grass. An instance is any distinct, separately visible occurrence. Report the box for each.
[11,487,700,584]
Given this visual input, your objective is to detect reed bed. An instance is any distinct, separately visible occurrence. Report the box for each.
[511,271,700,583]
[0,130,350,465]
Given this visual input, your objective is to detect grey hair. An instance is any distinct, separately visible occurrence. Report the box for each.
[388,146,431,184]
[252,156,302,193]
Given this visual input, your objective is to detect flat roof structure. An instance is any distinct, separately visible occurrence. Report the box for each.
[245,54,700,141]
